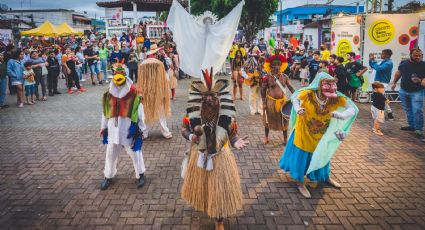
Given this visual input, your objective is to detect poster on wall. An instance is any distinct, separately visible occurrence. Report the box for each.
[363,13,420,90]
[105,7,123,26]
[331,16,362,61]
[0,29,12,44]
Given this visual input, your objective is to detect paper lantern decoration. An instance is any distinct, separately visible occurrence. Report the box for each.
[409,26,418,37]
[399,34,410,45]
[353,35,360,45]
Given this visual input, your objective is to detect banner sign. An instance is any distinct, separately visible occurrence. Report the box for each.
[0,29,12,44]
[363,14,420,89]
[331,16,362,60]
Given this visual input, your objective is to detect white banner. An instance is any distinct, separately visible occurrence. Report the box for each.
[0,29,12,44]
[105,7,122,20]
[363,13,420,90]
[418,20,425,54]
[331,16,362,60]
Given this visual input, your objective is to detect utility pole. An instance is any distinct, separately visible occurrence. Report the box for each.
[279,0,282,43]
[388,0,393,12]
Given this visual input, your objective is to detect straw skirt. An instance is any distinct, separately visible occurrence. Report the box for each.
[181,145,242,218]
[169,69,178,89]
[263,98,288,131]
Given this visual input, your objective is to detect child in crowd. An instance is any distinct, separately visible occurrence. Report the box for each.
[328,54,337,76]
[333,56,349,96]
[299,59,309,86]
[23,62,36,105]
[318,60,329,74]
[371,81,389,136]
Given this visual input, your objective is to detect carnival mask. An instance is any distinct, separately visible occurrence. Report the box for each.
[320,79,337,98]
[113,74,126,86]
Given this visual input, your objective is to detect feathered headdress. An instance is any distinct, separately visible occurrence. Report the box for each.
[111,58,128,76]
[264,53,288,74]
[187,68,236,121]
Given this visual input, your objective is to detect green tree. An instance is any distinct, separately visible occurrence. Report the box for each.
[159,11,169,22]
[191,0,278,44]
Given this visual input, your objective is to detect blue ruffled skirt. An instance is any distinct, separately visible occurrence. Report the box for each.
[280,132,330,182]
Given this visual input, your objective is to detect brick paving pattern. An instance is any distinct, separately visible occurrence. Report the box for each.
[0,76,424,230]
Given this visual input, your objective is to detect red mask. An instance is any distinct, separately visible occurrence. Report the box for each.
[320,80,337,98]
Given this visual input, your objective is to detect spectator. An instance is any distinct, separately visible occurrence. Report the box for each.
[62,47,87,94]
[371,81,388,136]
[258,38,267,55]
[98,42,109,83]
[120,42,131,63]
[7,49,25,108]
[334,56,349,96]
[127,53,138,82]
[299,59,309,86]
[84,43,102,85]
[30,51,48,101]
[320,45,330,61]
[139,46,148,63]
[0,53,8,108]
[308,51,321,83]
[345,52,367,101]
[369,49,394,120]
[303,39,310,51]
[109,45,123,64]
[318,60,329,74]
[391,48,425,139]
[328,54,337,77]
[75,47,85,82]
[306,50,314,63]
[46,51,61,96]
[23,62,36,105]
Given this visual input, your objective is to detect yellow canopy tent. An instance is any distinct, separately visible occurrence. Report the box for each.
[21,21,59,37]
[57,23,83,36]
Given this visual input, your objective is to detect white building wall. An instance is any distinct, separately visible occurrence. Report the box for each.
[303,28,319,50]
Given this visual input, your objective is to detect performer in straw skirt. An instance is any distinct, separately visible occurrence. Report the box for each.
[181,68,249,230]
[261,52,295,145]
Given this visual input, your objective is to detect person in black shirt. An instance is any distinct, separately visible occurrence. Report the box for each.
[371,82,388,136]
[83,43,102,85]
[334,56,349,96]
[46,51,61,96]
[345,52,367,101]
[391,48,425,139]
[308,51,320,84]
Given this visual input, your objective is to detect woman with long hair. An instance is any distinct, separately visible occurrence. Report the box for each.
[7,49,25,107]
[231,50,244,100]
[98,42,110,83]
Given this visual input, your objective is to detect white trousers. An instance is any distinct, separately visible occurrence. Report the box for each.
[143,117,172,138]
[249,85,263,114]
[104,144,146,179]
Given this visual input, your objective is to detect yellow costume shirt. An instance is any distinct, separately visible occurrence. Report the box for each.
[293,90,346,153]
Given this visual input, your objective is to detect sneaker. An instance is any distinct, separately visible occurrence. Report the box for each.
[99,81,103,85]
[68,89,74,94]
[401,126,415,131]
[72,87,78,91]
[104,80,109,83]
[80,79,86,82]
[18,103,24,108]
[0,105,9,109]
[53,91,61,95]
[373,129,384,136]
[92,82,96,86]
[387,112,394,121]
[79,88,87,92]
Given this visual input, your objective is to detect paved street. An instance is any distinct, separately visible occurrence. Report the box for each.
[0,76,424,230]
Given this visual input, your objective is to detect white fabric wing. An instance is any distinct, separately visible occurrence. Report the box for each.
[167,0,244,78]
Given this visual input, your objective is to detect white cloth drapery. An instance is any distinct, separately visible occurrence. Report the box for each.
[167,0,245,78]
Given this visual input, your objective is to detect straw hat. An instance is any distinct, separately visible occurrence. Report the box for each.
[146,44,163,55]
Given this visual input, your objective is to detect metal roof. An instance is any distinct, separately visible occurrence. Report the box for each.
[96,0,188,12]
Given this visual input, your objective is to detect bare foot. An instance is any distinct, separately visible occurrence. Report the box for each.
[215,221,224,230]
[263,137,269,145]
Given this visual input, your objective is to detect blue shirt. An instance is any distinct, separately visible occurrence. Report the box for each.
[7,59,24,82]
[109,51,123,63]
[369,58,393,83]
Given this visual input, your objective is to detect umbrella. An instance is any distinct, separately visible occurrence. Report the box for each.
[21,21,59,37]
[57,23,83,36]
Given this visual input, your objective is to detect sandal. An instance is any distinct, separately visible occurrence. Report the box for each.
[41,96,47,101]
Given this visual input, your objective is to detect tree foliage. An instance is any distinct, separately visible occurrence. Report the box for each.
[191,0,278,43]
[397,0,425,12]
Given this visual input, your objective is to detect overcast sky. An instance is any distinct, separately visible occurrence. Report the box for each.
[0,0,418,18]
